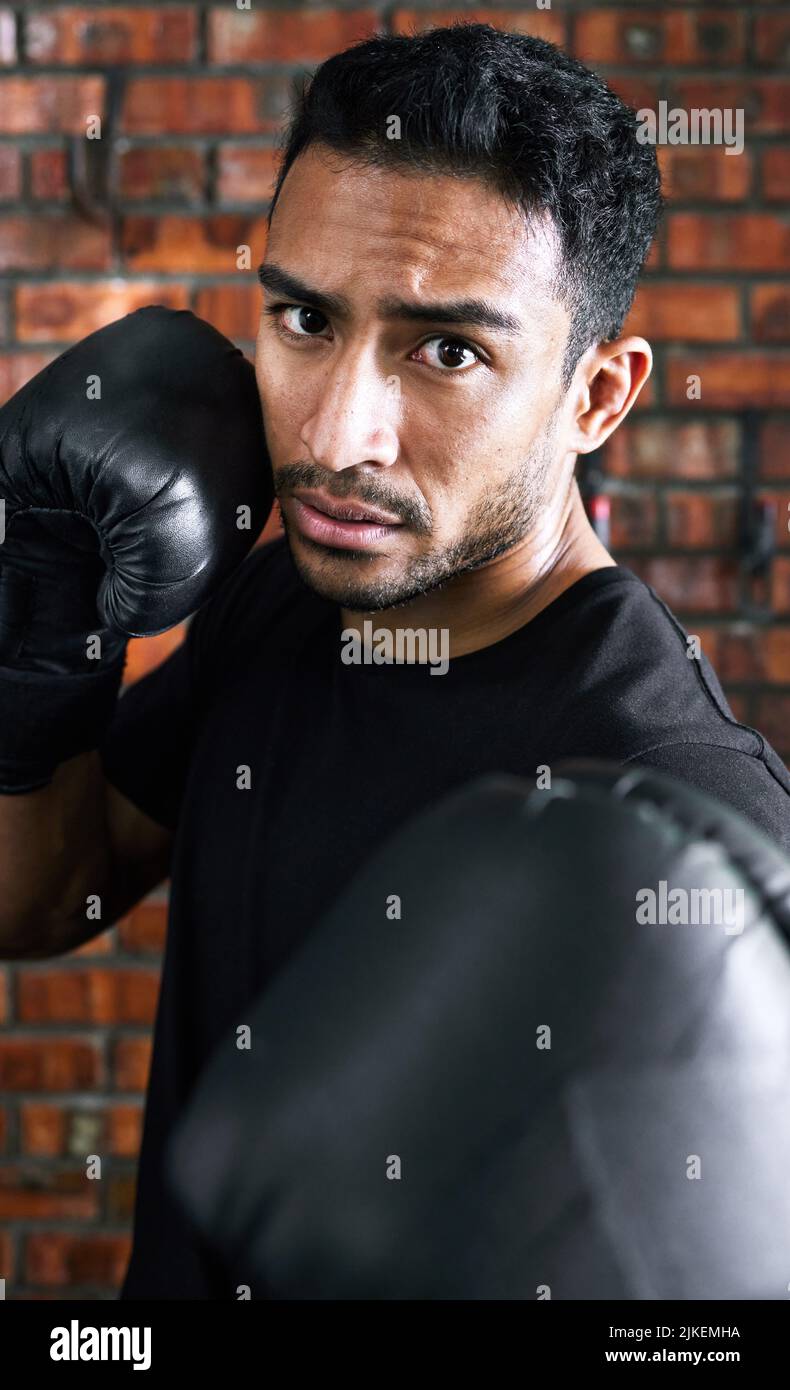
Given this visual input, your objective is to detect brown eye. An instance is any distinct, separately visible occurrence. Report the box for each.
[418,336,480,371]
[282,305,328,336]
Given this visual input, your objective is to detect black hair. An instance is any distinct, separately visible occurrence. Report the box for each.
[268,23,662,386]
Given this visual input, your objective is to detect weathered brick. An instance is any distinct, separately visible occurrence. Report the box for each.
[0,145,20,199]
[0,214,111,271]
[623,557,740,613]
[0,1167,99,1221]
[760,418,790,478]
[574,10,744,67]
[668,214,789,272]
[666,353,790,408]
[116,899,168,956]
[27,7,197,65]
[194,284,259,340]
[762,148,790,202]
[665,491,739,548]
[15,281,189,342]
[29,148,68,200]
[754,14,790,68]
[216,144,279,205]
[112,1038,152,1092]
[609,492,659,548]
[25,1232,130,1288]
[0,1039,103,1091]
[625,283,740,341]
[658,146,752,203]
[0,8,15,65]
[209,7,379,63]
[121,76,291,136]
[670,79,789,136]
[16,968,159,1026]
[0,76,105,134]
[118,144,205,202]
[121,213,268,272]
[750,286,790,344]
[392,9,565,46]
[606,420,741,480]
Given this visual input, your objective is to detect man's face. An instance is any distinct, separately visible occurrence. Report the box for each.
[256,143,573,612]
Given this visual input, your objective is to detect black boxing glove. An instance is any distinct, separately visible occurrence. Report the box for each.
[0,306,272,793]
[167,762,790,1299]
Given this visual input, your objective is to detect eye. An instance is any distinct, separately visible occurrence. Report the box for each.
[414,336,481,372]
[266,303,331,339]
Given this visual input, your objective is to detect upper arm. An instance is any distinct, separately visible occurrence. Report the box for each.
[102,777,174,926]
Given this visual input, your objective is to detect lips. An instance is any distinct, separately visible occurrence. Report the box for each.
[291,489,402,526]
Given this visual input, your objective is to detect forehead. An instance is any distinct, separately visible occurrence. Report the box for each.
[267,143,561,315]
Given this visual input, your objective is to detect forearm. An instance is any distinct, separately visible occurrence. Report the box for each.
[0,750,113,958]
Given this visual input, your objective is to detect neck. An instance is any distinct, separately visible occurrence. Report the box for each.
[341,475,615,660]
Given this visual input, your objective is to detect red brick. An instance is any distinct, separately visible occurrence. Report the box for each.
[118,145,205,202]
[194,284,259,340]
[121,77,291,136]
[658,146,752,203]
[625,284,739,342]
[117,899,168,955]
[15,282,189,343]
[106,1173,136,1222]
[607,421,740,482]
[605,76,659,113]
[668,215,789,272]
[623,557,739,613]
[107,1104,143,1157]
[121,213,268,272]
[762,148,790,203]
[25,1232,130,1288]
[0,968,6,1024]
[0,1106,6,1153]
[665,492,739,548]
[0,1039,102,1091]
[16,968,159,1026]
[753,692,790,752]
[29,148,68,200]
[0,76,105,135]
[574,10,744,67]
[71,931,113,958]
[0,351,56,401]
[0,145,20,199]
[754,15,790,68]
[113,1038,152,1092]
[762,633,790,686]
[760,419,790,479]
[0,1167,98,1221]
[671,80,789,136]
[666,354,790,409]
[758,490,790,548]
[20,1103,67,1157]
[750,286,790,344]
[0,8,15,64]
[609,492,658,549]
[393,9,565,45]
[0,1230,13,1282]
[27,6,197,64]
[209,7,379,62]
[0,215,111,271]
[217,145,279,205]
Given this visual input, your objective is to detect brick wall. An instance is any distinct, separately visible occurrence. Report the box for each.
[0,0,787,1298]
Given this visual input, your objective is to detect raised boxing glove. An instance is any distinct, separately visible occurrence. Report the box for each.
[0,305,273,793]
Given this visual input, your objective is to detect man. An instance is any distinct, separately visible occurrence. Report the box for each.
[0,24,788,1299]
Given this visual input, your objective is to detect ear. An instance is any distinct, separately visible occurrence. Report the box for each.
[567,337,652,455]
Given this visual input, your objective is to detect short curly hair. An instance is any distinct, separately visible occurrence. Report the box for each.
[269,23,663,385]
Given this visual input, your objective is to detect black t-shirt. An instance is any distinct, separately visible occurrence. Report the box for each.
[100,537,790,1299]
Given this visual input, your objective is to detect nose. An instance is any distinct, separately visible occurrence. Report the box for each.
[300,344,400,472]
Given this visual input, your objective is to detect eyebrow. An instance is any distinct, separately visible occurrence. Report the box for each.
[257,262,523,336]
